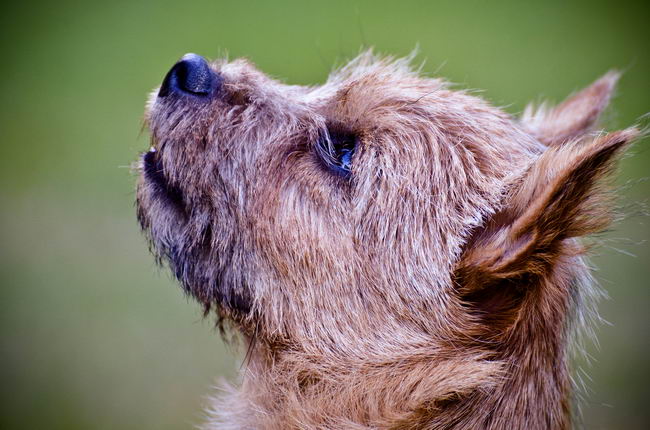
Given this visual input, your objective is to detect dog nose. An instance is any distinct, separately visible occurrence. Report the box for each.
[158,53,220,97]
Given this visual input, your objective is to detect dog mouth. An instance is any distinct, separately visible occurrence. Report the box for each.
[142,148,185,211]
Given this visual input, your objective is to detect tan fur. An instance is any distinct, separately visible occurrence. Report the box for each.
[136,51,639,429]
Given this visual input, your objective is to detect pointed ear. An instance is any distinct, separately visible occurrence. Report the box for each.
[456,128,638,289]
[522,72,619,147]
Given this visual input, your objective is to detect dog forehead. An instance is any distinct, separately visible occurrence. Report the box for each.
[311,60,514,139]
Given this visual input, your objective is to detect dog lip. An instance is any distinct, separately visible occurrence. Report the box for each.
[143,150,185,210]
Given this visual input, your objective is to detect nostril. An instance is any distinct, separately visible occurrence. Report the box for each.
[158,53,220,98]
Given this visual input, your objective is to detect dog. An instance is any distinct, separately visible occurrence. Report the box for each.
[136,51,639,429]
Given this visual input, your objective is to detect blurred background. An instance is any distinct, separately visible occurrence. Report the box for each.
[1,0,648,429]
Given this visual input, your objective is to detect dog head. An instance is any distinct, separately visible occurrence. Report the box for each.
[137,52,636,349]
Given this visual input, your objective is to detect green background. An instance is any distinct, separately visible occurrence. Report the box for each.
[1,1,648,429]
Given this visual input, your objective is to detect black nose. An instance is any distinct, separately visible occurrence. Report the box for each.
[158,53,220,97]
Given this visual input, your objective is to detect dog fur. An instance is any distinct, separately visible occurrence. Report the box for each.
[136,51,639,429]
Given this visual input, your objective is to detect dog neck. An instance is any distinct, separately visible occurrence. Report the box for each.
[209,255,588,430]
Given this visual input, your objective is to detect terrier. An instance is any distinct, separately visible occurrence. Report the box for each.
[136,51,639,429]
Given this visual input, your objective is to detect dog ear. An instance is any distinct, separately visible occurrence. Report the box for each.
[521,72,619,146]
[456,128,638,292]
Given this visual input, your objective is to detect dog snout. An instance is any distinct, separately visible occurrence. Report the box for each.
[158,53,220,98]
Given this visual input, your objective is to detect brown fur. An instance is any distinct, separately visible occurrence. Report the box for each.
[136,52,639,429]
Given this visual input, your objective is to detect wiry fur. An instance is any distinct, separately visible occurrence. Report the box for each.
[136,51,639,429]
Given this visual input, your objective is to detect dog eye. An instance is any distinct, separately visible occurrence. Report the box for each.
[315,130,357,177]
